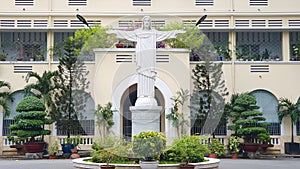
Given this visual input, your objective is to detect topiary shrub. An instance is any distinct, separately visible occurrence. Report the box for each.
[9,96,53,142]
[228,93,270,143]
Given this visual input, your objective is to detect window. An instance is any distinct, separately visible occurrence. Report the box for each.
[68,0,87,6]
[195,0,214,6]
[133,0,151,6]
[190,91,227,135]
[249,0,268,6]
[57,92,95,136]
[236,32,282,61]
[250,90,280,135]
[15,0,33,6]
[3,91,26,136]
[289,32,300,61]
[0,32,47,61]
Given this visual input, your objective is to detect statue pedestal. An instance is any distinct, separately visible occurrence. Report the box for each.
[130,96,162,137]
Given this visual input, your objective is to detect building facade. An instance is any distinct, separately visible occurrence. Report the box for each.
[1,0,300,155]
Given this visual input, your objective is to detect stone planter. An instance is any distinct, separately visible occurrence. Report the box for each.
[140,160,158,169]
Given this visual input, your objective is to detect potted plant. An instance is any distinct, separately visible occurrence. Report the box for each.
[9,96,53,153]
[228,93,270,156]
[132,131,166,169]
[208,138,225,158]
[169,135,210,169]
[91,136,129,169]
[48,140,59,159]
[0,53,7,61]
[228,137,240,159]
[278,98,300,154]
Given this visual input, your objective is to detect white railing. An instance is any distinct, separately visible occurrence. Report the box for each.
[57,136,94,145]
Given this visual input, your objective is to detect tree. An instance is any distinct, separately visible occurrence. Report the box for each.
[95,102,114,139]
[190,59,228,135]
[24,71,58,115]
[9,96,53,142]
[0,81,13,117]
[52,36,90,138]
[277,98,300,143]
[228,93,270,143]
[166,89,189,138]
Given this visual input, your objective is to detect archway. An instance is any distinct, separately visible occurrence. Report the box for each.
[120,84,165,140]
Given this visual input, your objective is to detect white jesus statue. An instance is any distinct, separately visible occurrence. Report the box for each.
[108,16,185,106]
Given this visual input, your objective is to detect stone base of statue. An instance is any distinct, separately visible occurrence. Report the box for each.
[139,160,159,169]
[130,96,162,136]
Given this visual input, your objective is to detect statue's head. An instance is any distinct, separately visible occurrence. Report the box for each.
[142,16,152,30]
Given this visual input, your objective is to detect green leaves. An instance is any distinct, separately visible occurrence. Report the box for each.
[16,96,45,112]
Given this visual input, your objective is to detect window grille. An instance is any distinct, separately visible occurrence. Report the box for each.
[268,20,282,27]
[15,0,33,6]
[33,20,48,27]
[17,20,31,27]
[70,20,85,28]
[236,32,282,61]
[195,0,214,6]
[252,20,266,27]
[57,120,95,136]
[249,0,268,6]
[198,20,213,27]
[0,20,15,27]
[251,90,281,135]
[118,20,133,29]
[152,20,165,29]
[54,20,68,27]
[215,20,229,27]
[289,20,300,27]
[133,0,151,6]
[182,20,196,27]
[235,20,250,27]
[68,0,87,6]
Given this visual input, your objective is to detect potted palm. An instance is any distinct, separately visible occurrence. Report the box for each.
[9,96,53,153]
[278,98,300,154]
[133,131,166,169]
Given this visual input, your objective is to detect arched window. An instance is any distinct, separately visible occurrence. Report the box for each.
[3,90,25,136]
[250,90,280,135]
[190,90,226,136]
[56,92,95,136]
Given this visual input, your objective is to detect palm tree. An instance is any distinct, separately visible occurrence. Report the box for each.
[24,71,58,115]
[277,98,300,143]
[0,81,13,117]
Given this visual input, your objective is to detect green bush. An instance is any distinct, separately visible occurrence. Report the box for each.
[132,131,166,160]
[91,136,130,165]
[167,135,210,165]
[208,138,225,156]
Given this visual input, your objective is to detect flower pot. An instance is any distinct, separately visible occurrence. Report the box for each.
[70,148,80,159]
[49,155,56,159]
[241,143,260,153]
[209,153,217,158]
[23,142,46,153]
[179,164,195,169]
[140,160,158,169]
[100,165,115,169]
[231,154,238,159]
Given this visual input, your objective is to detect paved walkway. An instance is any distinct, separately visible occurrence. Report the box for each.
[0,157,300,169]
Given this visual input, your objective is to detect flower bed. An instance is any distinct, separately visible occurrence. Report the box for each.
[72,157,220,169]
